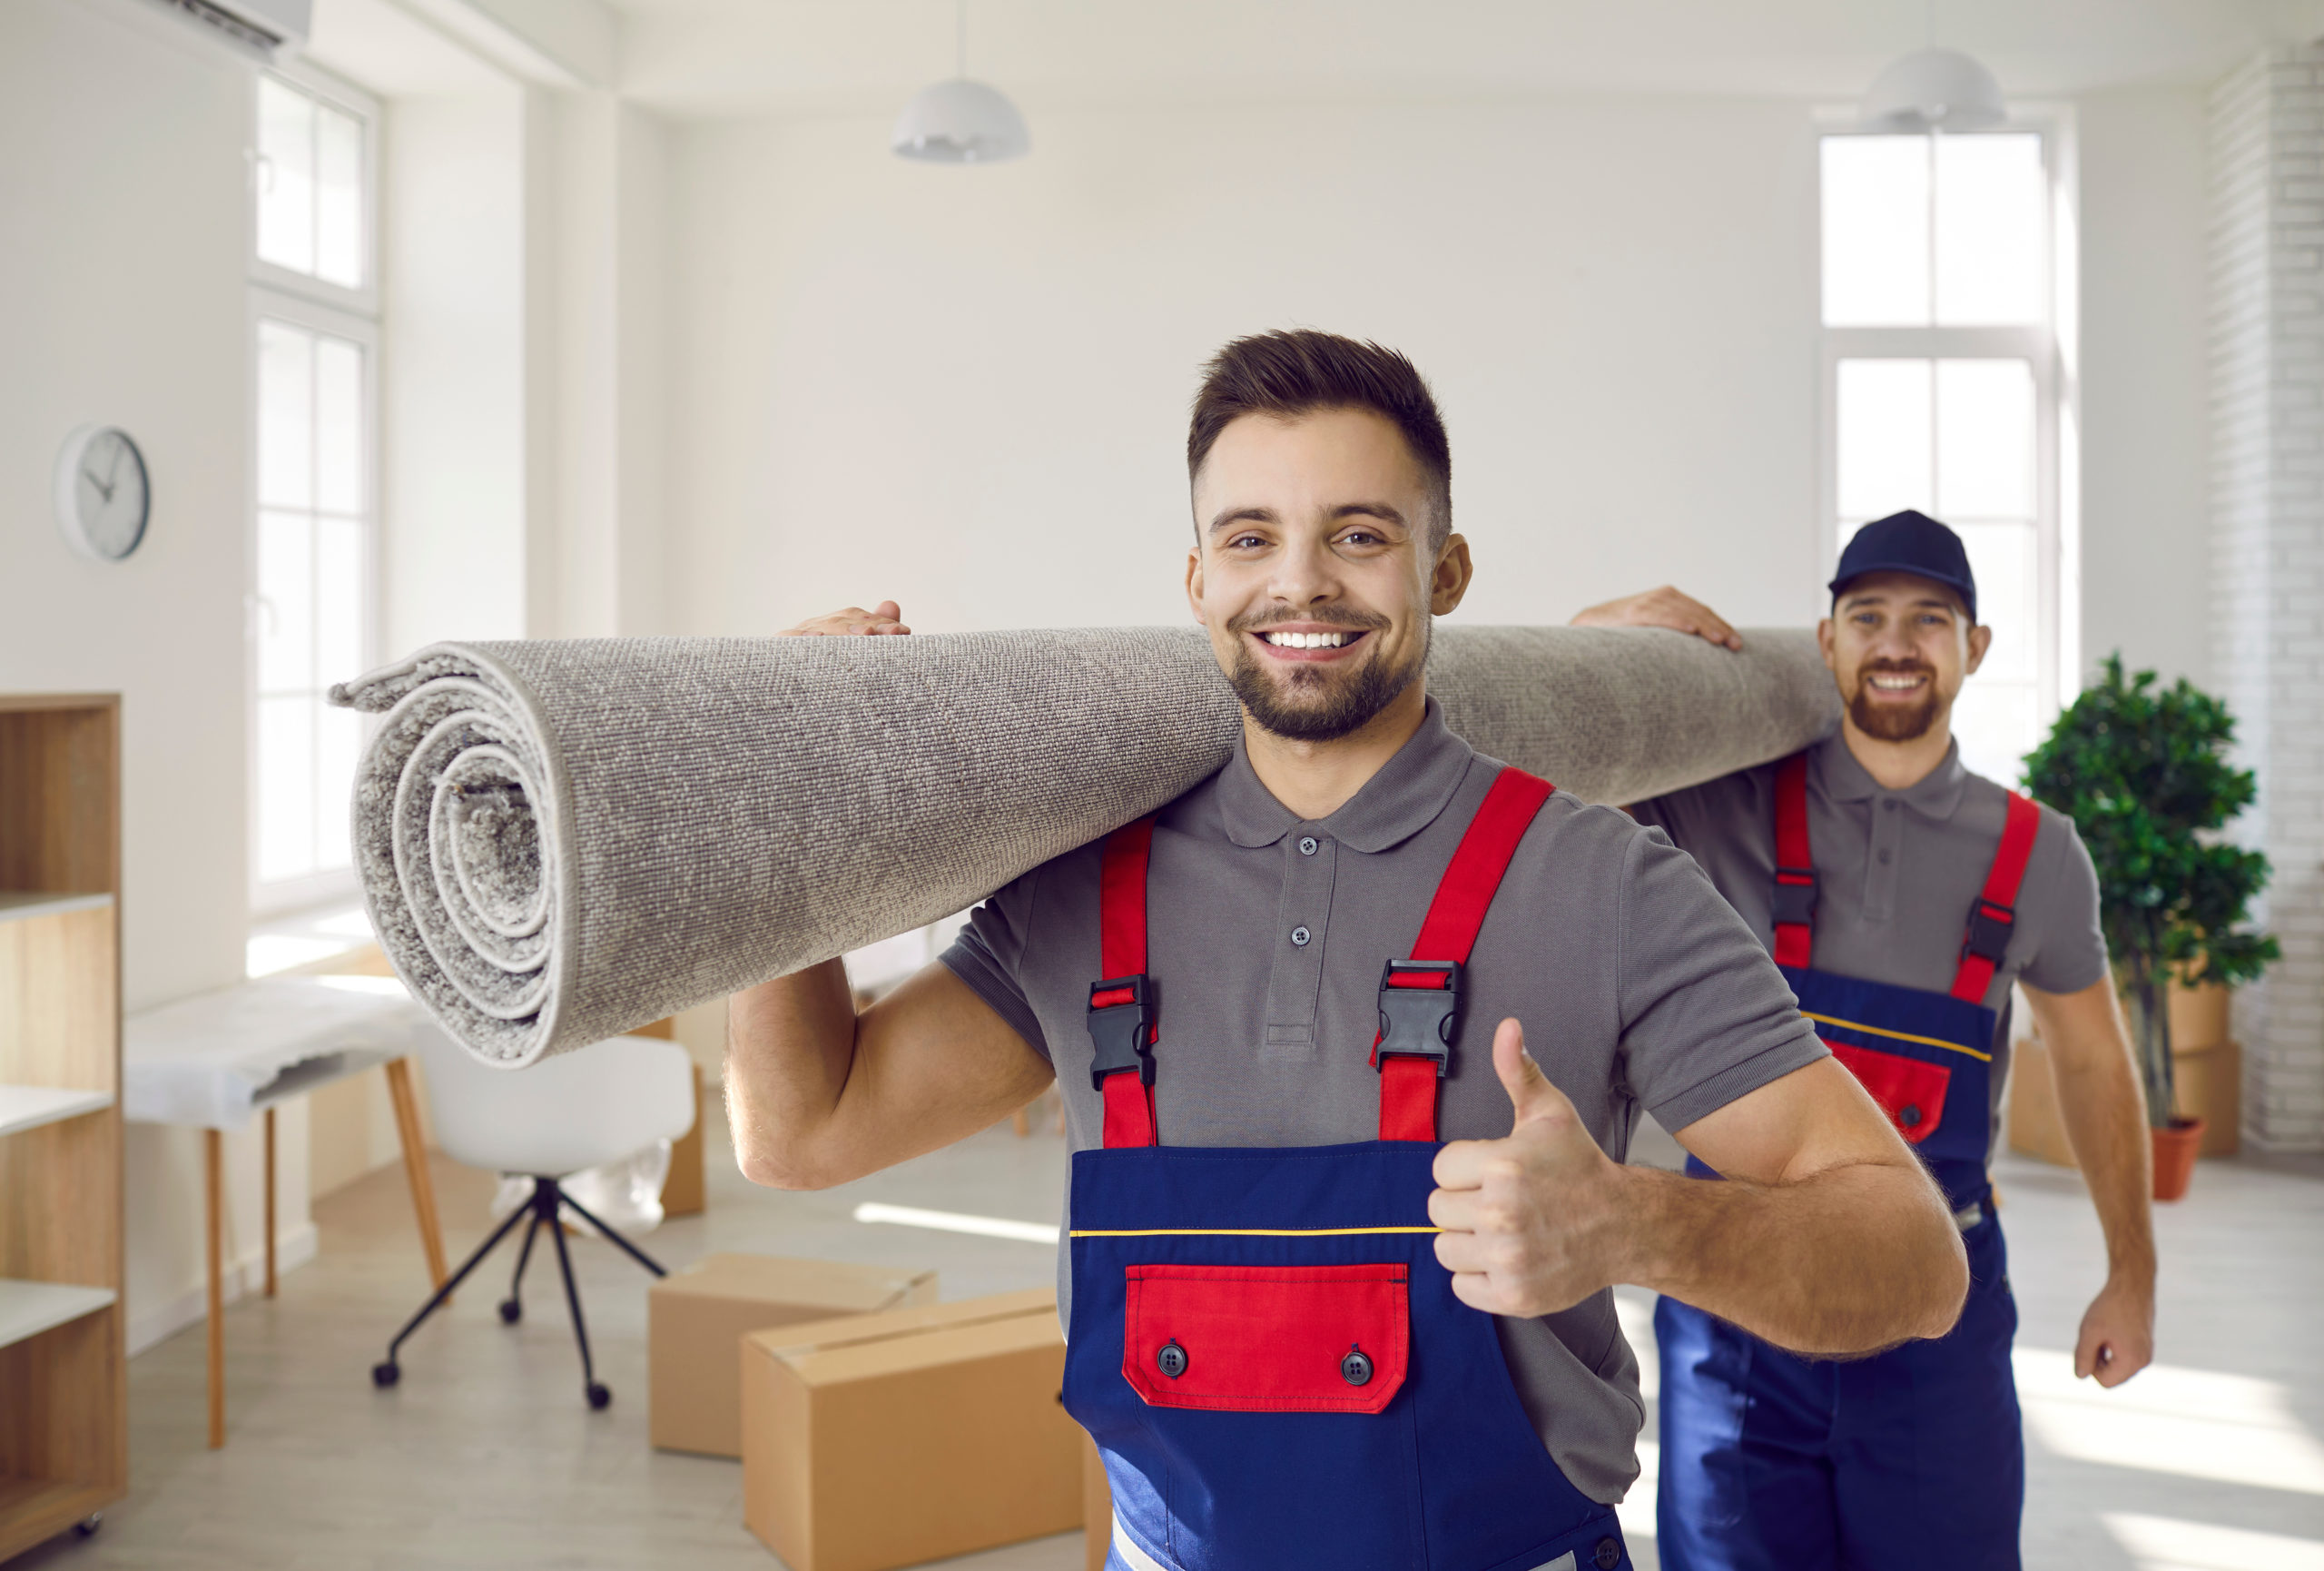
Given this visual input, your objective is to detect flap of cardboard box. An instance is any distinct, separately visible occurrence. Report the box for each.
[654,1252,937,1312]
[745,1288,1059,1385]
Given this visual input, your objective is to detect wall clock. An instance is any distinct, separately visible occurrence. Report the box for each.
[53,425,151,562]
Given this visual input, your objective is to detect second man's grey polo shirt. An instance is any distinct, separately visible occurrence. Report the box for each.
[940,697,1827,1505]
[1630,727,2110,1162]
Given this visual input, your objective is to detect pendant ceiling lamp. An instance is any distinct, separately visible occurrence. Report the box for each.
[1859,5,2004,132]
[891,0,1029,163]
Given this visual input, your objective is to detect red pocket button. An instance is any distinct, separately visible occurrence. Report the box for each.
[1828,1040,1952,1146]
[1122,1263,1409,1414]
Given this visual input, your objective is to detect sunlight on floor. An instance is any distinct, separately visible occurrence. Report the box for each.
[1620,1439,1660,1542]
[2104,1512,2324,1570]
[2015,1348,2324,1495]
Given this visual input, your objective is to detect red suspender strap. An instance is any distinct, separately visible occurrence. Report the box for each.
[1951,791,2042,1003]
[1770,752,1816,970]
[1376,768,1556,1142]
[1092,818,1158,1149]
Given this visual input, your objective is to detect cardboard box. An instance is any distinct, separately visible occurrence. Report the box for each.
[651,1254,937,1457]
[1082,1430,1111,1571]
[2006,1033,2077,1169]
[742,1289,1083,1571]
[631,1017,706,1219]
[663,1064,707,1218]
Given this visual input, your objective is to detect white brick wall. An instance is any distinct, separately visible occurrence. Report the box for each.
[2210,48,2324,1150]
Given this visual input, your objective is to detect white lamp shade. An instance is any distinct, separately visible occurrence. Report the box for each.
[1861,47,2007,133]
[891,78,1029,163]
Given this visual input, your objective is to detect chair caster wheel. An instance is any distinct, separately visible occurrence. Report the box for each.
[586,1382,611,1410]
[74,1514,102,1538]
[498,1299,521,1324]
[371,1361,400,1388]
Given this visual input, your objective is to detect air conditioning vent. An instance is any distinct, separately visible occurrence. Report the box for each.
[147,0,310,56]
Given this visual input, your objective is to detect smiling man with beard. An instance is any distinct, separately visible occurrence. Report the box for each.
[1578,511,2156,1571]
[733,334,1970,1571]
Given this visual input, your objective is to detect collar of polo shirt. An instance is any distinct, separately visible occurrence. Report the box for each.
[1815,727,1972,817]
[1216,697,1472,852]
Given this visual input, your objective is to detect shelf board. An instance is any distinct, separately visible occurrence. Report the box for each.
[0,1085,113,1139]
[0,892,113,926]
[0,1280,116,1352]
[0,1475,120,1559]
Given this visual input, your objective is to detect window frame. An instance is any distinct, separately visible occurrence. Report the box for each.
[247,59,381,319]
[1814,114,2077,781]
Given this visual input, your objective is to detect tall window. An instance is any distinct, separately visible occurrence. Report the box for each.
[1820,130,2069,786]
[250,68,379,909]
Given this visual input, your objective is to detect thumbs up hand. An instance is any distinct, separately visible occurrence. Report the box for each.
[1428,1018,1630,1318]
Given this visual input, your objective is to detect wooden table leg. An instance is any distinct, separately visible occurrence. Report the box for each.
[206,1127,224,1450]
[384,1058,449,1290]
[263,1105,277,1299]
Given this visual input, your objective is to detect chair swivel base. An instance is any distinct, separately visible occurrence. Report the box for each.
[370,1174,666,1410]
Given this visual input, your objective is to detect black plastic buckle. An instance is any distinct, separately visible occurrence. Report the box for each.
[1771,871,1818,928]
[1375,960,1461,1077]
[1086,974,1155,1090]
[1963,899,2014,963]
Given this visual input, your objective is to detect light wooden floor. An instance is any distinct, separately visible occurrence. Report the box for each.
[7,1103,2321,1570]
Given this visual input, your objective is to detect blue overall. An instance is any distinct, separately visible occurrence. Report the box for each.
[1062,770,1633,1571]
[1655,753,2040,1571]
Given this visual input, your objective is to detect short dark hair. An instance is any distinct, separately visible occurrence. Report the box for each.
[1187,330,1452,552]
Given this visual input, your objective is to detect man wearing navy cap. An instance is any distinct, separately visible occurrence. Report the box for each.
[1577,509,2157,1571]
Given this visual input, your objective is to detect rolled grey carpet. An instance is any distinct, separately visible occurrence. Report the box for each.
[331,627,1837,1068]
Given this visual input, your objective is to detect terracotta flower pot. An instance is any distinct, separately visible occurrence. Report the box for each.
[2152,1117,2207,1202]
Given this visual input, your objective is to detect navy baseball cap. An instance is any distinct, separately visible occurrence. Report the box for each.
[1830,510,1977,625]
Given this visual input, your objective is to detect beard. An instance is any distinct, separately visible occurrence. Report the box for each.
[1847,660,1944,743]
[1226,611,1421,743]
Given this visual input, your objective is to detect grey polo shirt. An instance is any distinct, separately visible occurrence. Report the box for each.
[1630,728,2109,1163]
[939,697,1826,1504]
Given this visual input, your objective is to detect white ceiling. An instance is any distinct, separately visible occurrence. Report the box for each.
[603,0,2324,121]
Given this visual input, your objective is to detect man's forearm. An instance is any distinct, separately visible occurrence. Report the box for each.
[2050,1023,2157,1286]
[724,959,860,1190]
[1620,1158,1967,1356]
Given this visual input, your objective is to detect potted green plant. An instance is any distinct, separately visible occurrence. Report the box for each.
[2022,655,2279,1200]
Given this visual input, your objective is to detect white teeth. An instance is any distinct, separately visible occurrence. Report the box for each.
[1264,631,1349,649]
[1869,675,1925,690]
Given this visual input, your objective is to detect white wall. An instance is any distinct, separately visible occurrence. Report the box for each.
[0,0,311,1352]
[381,89,537,654]
[2078,86,2213,687]
[665,96,1828,639]
[662,90,2219,707]
[551,94,671,637]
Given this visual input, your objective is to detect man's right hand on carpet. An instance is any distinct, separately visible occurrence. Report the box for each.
[783,600,911,636]
[1571,586,1741,650]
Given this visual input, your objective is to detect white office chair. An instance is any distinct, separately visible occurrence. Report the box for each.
[370,1027,695,1410]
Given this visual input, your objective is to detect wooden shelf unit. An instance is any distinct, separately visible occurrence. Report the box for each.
[0,695,125,1558]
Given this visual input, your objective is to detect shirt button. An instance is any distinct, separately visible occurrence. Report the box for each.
[1290,925,1312,947]
[1883,798,1898,812]
[1878,849,1893,865]
[1298,835,1319,856]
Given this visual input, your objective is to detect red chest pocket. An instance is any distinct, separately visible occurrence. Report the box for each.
[1827,1040,1951,1145]
[1122,1263,1409,1415]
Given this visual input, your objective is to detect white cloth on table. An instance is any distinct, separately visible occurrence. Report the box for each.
[123,973,435,1131]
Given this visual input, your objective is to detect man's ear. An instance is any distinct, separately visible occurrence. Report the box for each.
[1817,616,1837,674]
[1186,546,1206,624]
[1965,622,1993,677]
[1430,534,1474,617]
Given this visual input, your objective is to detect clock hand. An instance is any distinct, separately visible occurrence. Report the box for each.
[84,468,114,504]
[102,440,124,489]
